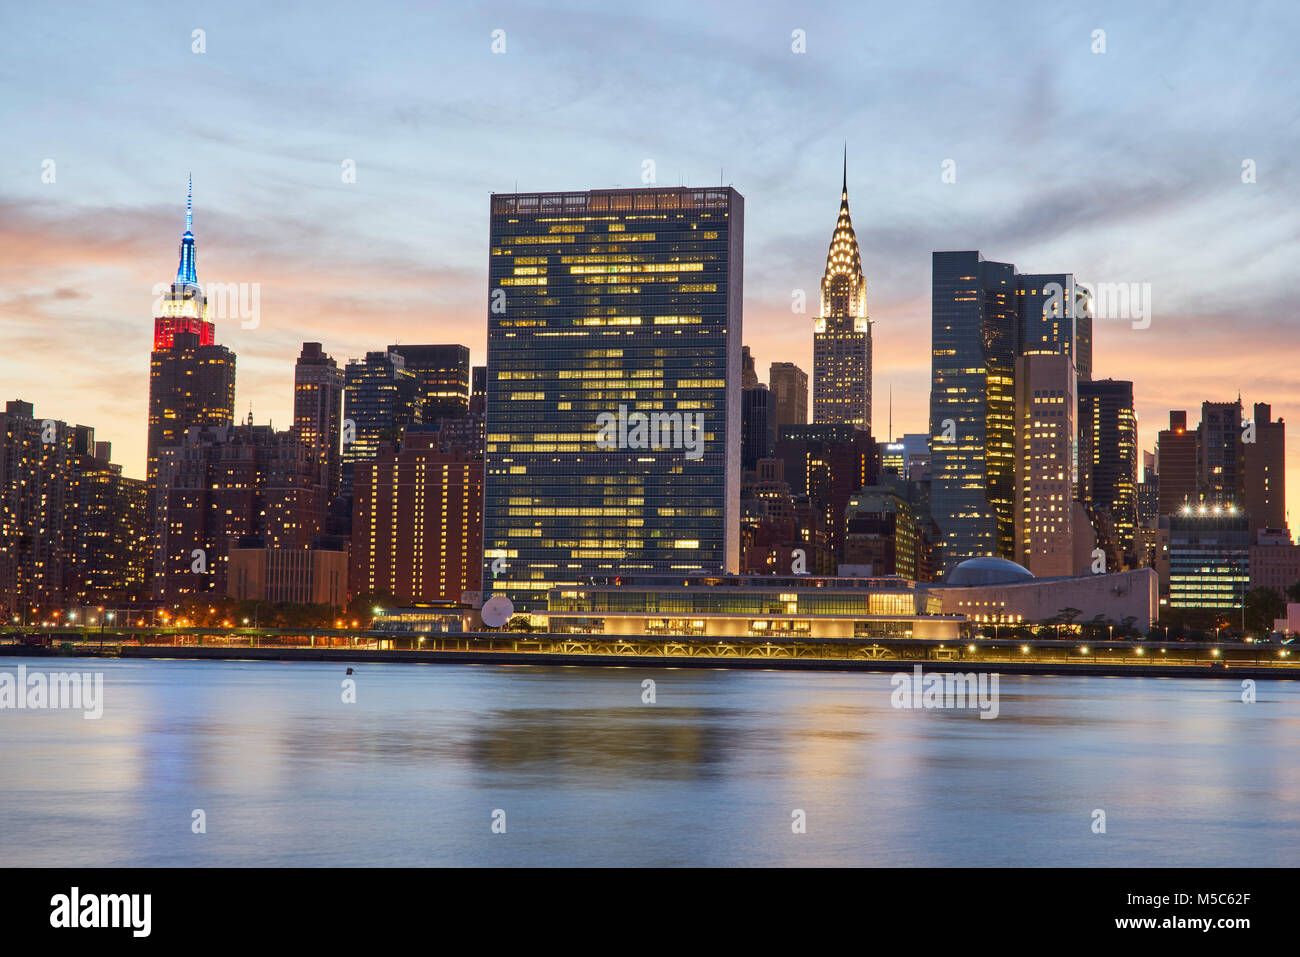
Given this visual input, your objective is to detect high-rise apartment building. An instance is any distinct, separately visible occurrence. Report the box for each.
[293,342,344,501]
[812,159,871,429]
[484,187,743,610]
[153,422,324,599]
[350,435,482,604]
[1,403,147,613]
[769,361,808,428]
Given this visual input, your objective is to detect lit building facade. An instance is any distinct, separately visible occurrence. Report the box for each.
[484,187,744,610]
[1168,506,1250,610]
[341,350,422,497]
[153,422,324,599]
[1014,353,1078,577]
[1077,378,1137,561]
[351,435,482,604]
[388,344,471,422]
[146,182,237,574]
[929,253,1084,573]
[812,159,871,429]
[293,342,344,502]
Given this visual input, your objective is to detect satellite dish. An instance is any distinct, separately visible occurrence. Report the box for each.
[481,595,515,629]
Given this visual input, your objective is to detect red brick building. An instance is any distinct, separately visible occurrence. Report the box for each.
[350,435,482,603]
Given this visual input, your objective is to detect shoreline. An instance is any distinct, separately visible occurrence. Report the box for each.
[3,642,1296,680]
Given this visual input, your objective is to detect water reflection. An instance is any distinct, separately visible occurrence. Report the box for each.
[0,659,1296,866]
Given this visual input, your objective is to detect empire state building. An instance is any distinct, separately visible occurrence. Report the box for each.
[812,154,872,431]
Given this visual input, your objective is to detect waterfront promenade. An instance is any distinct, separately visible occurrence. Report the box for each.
[4,629,1297,679]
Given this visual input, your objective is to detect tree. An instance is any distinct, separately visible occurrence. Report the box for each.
[1245,586,1286,635]
[1286,580,1300,605]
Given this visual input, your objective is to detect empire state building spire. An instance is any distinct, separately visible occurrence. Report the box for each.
[175,173,198,287]
[812,150,873,431]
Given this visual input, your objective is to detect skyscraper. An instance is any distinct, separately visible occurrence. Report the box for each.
[929,252,1086,572]
[350,435,483,603]
[341,350,422,497]
[769,361,808,428]
[484,187,743,610]
[1157,411,1198,514]
[388,344,471,422]
[812,156,871,429]
[146,180,236,572]
[1243,402,1286,533]
[930,252,1018,569]
[1078,379,1138,563]
[1014,353,1077,577]
[741,384,774,473]
[1199,399,1244,505]
[293,342,344,502]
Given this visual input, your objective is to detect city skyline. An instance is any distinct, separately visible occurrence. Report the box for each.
[2,0,1299,530]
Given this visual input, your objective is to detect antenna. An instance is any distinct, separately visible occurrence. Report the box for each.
[889,383,893,440]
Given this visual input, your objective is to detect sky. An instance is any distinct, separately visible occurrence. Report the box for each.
[2,0,1298,527]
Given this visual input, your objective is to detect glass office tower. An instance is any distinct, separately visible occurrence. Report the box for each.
[484,187,744,610]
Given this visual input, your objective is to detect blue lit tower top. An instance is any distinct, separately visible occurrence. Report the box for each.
[175,173,199,288]
[153,174,212,347]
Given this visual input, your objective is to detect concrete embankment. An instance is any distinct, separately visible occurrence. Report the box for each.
[30,643,1294,679]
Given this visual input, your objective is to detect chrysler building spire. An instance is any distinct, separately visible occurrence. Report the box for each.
[812,151,873,431]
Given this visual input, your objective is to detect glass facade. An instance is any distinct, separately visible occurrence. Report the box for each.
[1169,508,1250,609]
[930,254,1084,573]
[484,188,744,610]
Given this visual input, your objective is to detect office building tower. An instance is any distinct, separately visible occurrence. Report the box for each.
[741,346,760,390]
[471,365,487,415]
[929,252,1087,572]
[1198,399,1244,504]
[1078,379,1138,559]
[774,423,878,566]
[1157,411,1198,514]
[741,384,775,473]
[813,157,871,429]
[1136,450,1158,528]
[1014,353,1078,577]
[341,350,422,497]
[351,435,482,604]
[484,186,744,610]
[1243,402,1286,534]
[293,342,344,501]
[388,344,471,422]
[146,181,237,575]
[769,361,808,429]
[930,252,1017,568]
[1169,504,1250,610]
